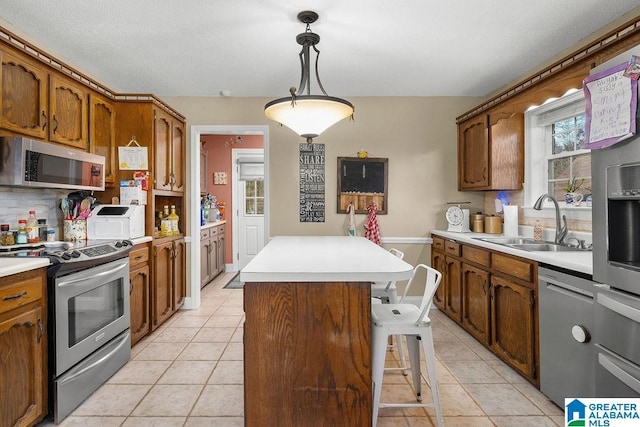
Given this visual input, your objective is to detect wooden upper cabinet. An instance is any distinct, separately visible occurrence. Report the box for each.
[458,115,489,189]
[89,94,116,186]
[0,50,48,139]
[488,109,524,190]
[154,109,172,191]
[171,120,185,193]
[153,108,185,193]
[49,74,88,149]
[458,108,524,191]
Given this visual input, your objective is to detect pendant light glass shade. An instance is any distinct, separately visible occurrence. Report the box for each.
[265,11,354,143]
[265,95,354,141]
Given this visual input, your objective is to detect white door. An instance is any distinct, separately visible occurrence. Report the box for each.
[235,150,265,270]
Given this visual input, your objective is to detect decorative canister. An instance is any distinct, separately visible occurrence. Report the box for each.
[470,213,485,233]
[63,219,87,241]
[484,215,503,234]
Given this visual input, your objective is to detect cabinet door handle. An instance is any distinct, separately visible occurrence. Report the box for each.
[3,290,27,301]
[41,111,47,130]
[37,318,44,344]
[129,279,133,295]
[52,115,59,133]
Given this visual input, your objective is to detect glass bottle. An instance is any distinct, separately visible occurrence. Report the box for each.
[16,219,28,244]
[168,205,179,235]
[1,224,14,246]
[26,210,38,243]
[38,218,47,242]
[160,205,171,237]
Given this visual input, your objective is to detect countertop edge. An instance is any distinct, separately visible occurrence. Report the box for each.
[430,230,593,275]
[201,220,226,230]
[0,258,50,278]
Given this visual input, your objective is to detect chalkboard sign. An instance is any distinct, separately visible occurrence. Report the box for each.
[337,157,388,214]
[300,143,325,222]
[583,61,638,149]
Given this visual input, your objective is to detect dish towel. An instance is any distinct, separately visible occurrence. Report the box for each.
[364,204,381,245]
[347,203,356,236]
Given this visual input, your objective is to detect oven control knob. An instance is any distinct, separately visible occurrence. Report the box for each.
[115,241,122,248]
[61,252,71,260]
[71,250,81,258]
[571,325,590,343]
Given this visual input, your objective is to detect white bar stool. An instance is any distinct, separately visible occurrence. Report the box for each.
[371,263,444,427]
[370,248,408,372]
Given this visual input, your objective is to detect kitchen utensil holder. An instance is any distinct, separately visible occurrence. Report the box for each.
[63,219,87,241]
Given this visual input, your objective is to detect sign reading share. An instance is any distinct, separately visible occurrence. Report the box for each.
[566,398,640,426]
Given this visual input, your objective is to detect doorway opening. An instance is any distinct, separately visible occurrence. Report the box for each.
[187,125,269,309]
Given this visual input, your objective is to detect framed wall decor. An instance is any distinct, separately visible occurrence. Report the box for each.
[337,157,388,214]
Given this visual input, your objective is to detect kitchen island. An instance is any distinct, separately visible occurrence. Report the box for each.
[240,236,413,427]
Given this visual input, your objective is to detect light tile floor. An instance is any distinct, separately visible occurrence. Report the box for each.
[45,271,564,427]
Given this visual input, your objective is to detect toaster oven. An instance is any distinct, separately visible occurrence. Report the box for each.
[87,205,145,240]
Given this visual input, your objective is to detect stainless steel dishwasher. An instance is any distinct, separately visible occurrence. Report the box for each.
[539,265,597,406]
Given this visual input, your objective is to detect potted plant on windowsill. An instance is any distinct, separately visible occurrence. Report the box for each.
[563,178,586,205]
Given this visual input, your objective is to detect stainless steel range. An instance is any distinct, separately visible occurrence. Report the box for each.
[1,239,133,423]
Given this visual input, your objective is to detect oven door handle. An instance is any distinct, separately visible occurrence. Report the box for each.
[59,332,129,385]
[57,261,129,288]
[597,291,640,324]
[598,351,640,394]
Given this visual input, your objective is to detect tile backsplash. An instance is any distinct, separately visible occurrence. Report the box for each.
[483,190,592,232]
[0,187,68,236]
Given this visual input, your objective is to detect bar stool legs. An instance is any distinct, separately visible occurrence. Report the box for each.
[371,263,444,427]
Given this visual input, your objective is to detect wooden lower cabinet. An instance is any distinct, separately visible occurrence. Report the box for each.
[129,243,151,346]
[431,235,538,385]
[152,238,185,331]
[0,268,47,427]
[490,274,536,379]
[431,251,446,309]
[200,224,226,288]
[461,263,491,345]
[444,257,462,322]
[430,247,462,322]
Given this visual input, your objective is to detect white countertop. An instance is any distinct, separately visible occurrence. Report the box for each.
[240,236,414,283]
[431,230,593,275]
[131,236,153,245]
[0,258,50,278]
[201,220,226,230]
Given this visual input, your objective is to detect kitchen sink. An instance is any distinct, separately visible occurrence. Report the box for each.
[473,237,591,252]
[475,237,540,245]
[509,243,586,252]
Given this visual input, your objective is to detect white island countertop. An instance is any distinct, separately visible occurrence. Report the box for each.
[240,236,414,283]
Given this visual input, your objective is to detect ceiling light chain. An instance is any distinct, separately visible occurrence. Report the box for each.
[264,10,354,143]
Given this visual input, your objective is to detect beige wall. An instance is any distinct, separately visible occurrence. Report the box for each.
[165,96,484,266]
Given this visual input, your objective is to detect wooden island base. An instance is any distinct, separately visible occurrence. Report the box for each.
[244,281,372,427]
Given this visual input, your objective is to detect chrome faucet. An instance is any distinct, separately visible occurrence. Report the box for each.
[533,194,568,244]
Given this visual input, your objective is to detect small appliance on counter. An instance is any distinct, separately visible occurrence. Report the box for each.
[87,205,145,240]
[445,202,470,233]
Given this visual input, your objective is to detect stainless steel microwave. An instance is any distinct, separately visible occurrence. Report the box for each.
[0,137,105,191]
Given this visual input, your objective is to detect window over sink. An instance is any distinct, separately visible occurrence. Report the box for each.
[524,89,591,222]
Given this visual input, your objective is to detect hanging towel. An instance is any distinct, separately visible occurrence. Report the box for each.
[364,204,381,245]
[347,203,356,236]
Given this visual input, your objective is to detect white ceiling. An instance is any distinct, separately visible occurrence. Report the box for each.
[1,1,638,99]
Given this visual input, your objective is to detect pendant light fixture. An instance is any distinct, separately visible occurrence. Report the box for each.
[264,11,354,143]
